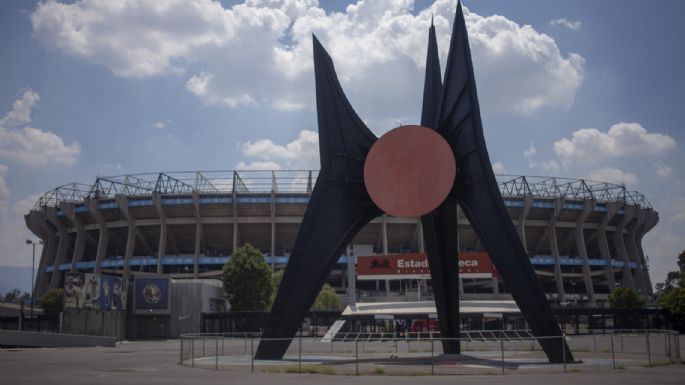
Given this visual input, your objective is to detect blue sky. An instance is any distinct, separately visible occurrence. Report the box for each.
[0,0,683,288]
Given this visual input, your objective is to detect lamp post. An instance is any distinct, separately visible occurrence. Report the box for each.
[25,239,42,318]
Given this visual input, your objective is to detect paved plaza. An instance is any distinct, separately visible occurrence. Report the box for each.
[2,337,684,385]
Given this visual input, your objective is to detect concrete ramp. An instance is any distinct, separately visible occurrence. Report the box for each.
[321,320,345,343]
[0,330,115,348]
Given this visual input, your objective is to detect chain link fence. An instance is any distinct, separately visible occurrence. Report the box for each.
[179,330,682,375]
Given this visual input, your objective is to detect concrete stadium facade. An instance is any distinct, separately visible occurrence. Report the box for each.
[25,170,658,308]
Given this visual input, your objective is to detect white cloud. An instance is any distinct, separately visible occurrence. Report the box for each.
[541,160,560,174]
[643,232,685,287]
[236,160,282,170]
[0,89,81,166]
[651,161,672,178]
[238,129,319,169]
[523,143,537,167]
[0,89,39,128]
[670,197,685,223]
[549,18,581,31]
[585,167,637,186]
[554,122,676,167]
[0,166,41,267]
[153,120,171,129]
[32,0,585,117]
[492,161,506,174]
[12,194,41,217]
[0,164,9,201]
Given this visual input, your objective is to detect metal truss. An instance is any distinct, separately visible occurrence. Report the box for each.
[32,170,650,210]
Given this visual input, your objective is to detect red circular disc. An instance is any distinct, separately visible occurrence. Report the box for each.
[364,125,456,217]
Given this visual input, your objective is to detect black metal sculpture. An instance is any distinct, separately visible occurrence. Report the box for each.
[256,2,573,363]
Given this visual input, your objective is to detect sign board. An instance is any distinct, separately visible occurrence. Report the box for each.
[356,252,495,280]
[64,272,126,310]
[134,277,170,314]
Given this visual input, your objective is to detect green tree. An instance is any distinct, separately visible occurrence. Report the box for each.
[39,288,64,314]
[678,250,685,272]
[3,288,21,303]
[658,287,685,332]
[222,244,274,311]
[310,283,341,311]
[269,270,284,307]
[608,287,645,309]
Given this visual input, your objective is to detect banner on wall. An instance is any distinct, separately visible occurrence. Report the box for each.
[64,272,85,308]
[356,252,495,280]
[63,273,126,310]
[134,277,170,314]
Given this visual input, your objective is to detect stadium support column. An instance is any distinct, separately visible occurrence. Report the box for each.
[153,193,166,274]
[382,215,389,296]
[87,198,109,276]
[636,209,658,296]
[271,186,276,272]
[39,215,58,296]
[232,189,238,254]
[518,196,533,251]
[346,245,356,307]
[192,192,202,278]
[614,204,635,290]
[45,207,69,289]
[25,211,52,298]
[456,205,464,295]
[549,197,565,298]
[417,218,425,253]
[575,200,596,306]
[116,194,149,280]
[60,202,88,271]
[597,204,617,290]
[626,205,648,296]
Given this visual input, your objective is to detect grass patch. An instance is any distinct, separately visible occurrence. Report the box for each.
[643,361,674,368]
[370,367,385,375]
[284,365,335,375]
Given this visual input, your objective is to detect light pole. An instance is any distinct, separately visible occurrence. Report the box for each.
[26,239,42,318]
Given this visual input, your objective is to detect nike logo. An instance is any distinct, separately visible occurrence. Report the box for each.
[178,314,191,321]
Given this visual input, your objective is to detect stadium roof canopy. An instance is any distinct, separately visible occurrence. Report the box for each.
[31,170,652,210]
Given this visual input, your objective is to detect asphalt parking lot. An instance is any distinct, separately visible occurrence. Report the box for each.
[2,338,685,385]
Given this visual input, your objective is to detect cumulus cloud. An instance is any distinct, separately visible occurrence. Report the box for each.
[0,89,81,166]
[0,90,40,128]
[492,161,506,174]
[549,18,581,31]
[541,160,560,174]
[553,122,676,167]
[238,129,319,169]
[0,164,9,202]
[523,143,537,167]
[651,161,672,178]
[585,167,637,185]
[236,160,282,170]
[32,0,585,118]
[0,171,43,267]
[670,197,685,223]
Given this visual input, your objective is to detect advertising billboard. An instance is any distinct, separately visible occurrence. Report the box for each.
[63,273,126,310]
[134,277,170,314]
[64,272,85,308]
[356,252,495,280]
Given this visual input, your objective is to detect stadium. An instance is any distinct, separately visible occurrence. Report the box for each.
[25,170,657,310]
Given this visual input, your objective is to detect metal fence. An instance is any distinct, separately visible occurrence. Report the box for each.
[179,330,682,375]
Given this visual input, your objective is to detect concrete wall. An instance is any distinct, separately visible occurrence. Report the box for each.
[0,330,114,348]
[169,279,225,338]
[62,309,126,341]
